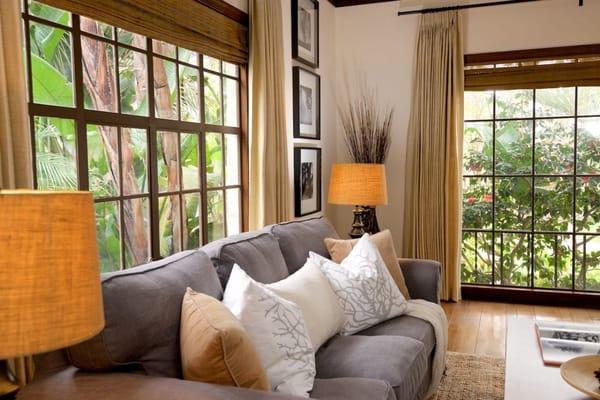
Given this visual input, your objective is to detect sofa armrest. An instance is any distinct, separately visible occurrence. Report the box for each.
[16,367,305,400]
[398,258,441,303]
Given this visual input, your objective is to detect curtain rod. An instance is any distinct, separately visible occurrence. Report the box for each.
[397,0,552,16]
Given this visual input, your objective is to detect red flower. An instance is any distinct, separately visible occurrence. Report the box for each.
[467,196,476,205]
[581,176,590,184]
[482,194,493,202]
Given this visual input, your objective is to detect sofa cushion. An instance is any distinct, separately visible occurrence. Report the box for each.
[357,315,436,355]
[201,230,289,286]
[311,378,396,400]
[68,250,221,378]
[315,335,428,400]
[271,217,339,274]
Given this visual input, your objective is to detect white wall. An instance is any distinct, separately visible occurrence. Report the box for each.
[331,0,600,249]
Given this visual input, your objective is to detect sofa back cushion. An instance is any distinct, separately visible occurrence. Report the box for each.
[201,230,289,287]
[68,250,222,378]
[271,218,340,274]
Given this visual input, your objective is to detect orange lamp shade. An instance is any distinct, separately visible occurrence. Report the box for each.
[328,163,388,206]
[0,191,105,358]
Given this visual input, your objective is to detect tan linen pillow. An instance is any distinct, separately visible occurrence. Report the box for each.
[324,230,411,299]
[180,288,270,391]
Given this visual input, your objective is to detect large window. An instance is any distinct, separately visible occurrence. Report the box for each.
[462,85,600,292]
[23,1,245,271]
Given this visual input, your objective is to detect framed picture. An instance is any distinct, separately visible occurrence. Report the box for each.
[292,0,319,68]
[293,67,321,140]
[294,147,321,217]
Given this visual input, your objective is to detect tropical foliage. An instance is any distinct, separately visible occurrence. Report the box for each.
[462,87,600,291]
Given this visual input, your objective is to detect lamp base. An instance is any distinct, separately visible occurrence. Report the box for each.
[361,206,380,234]
[349,206,365,239]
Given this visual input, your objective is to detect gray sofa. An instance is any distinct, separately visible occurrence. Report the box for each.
[17,217,441,400]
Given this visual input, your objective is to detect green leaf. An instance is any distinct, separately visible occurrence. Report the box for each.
[31,53,73,107]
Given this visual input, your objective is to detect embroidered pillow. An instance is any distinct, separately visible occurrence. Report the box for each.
[311,234,407,335]
[223,265,315,397]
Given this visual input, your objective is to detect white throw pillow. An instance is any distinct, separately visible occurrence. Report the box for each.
[310,234,407,335]
[223,264,315,397]
[267,260,344,351]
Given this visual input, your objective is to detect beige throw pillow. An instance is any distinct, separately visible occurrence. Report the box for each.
[180,288,270,391]
[324,230,411,299]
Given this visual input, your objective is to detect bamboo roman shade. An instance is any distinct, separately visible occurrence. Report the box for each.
[465,44,600,91]
[39,0,248,64]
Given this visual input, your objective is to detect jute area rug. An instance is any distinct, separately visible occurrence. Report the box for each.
[430,352,505,400]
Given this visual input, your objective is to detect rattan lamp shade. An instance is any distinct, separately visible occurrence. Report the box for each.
[328,163,388,206]
[0,191,104,359]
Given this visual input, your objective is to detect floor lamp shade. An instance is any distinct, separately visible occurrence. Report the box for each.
[328,163,388,206]
[0,191,105,359]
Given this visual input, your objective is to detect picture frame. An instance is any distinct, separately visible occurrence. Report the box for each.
[292,0,319,68]
[294,147,322,217]
[293,66,321,140]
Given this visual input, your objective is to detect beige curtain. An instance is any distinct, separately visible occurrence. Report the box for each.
[0,0,35,393]
[248,0,291,229]
[402,11,464,302]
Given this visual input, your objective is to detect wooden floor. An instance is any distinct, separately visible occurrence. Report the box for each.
[442,300,600,359]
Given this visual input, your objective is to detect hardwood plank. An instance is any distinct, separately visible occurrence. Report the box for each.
[475,302,506,358]
[447,300,481,354]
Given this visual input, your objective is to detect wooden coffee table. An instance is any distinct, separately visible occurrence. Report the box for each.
[505,317,590,399]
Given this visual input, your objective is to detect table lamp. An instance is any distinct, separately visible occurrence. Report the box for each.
[328,163,388,238]
[0,191,105,389]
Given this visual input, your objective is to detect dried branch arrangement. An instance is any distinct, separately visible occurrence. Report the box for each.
[337,71,393,164]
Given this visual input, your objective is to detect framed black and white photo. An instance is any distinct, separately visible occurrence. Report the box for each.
[292,0,319,68]
[293,67,320,140]
[294,147,321,217]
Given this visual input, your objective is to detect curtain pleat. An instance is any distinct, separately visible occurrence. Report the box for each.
[0,0,35,392]
[248,0,291,229]
[402,11,464,301]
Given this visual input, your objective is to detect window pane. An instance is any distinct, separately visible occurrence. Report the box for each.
[461,232,493,284]
[496,233,530,286]
[29,22,74,107]
[121,128,148,195]
[119,48,148,116]
[87,124,119,197]
[462,177,492,230]
[179,65,200,122]
[183,192,201,249]
[95,201,121,272]
[535,118,575,174]
[575,235,600,291]
[154,57,178,119]
[224,78,239,127]
[495,120,532,175]
[152,39,176,58]
[28,0,71,26]
[577,117,600,174]
[157,131,180,192]
[576,177,600,233]
[496,177,532,230]
[536,87,575,117]
[80,16,113,39]
[225,134,240,186]
[204,72,222,125]
[181,133,200,190]
[159,195,182,257]
[123,197,151,268]
[496,89,533,119]
[463,122,492,175]
[533,234,573,289]
[117,28,146,49]
[34,116,77,190]
[535,178,573,232]
[203,56,221,72]
[464,91,493,120]
[226,188,241,236]
[178,47,198,65]
[206,132,223,188]
[207,190,225,242]
[223,61,239,77]
[578,87,600,116]
[81,36,117,112]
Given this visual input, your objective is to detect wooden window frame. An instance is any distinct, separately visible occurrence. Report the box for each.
[23,3,249,269]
